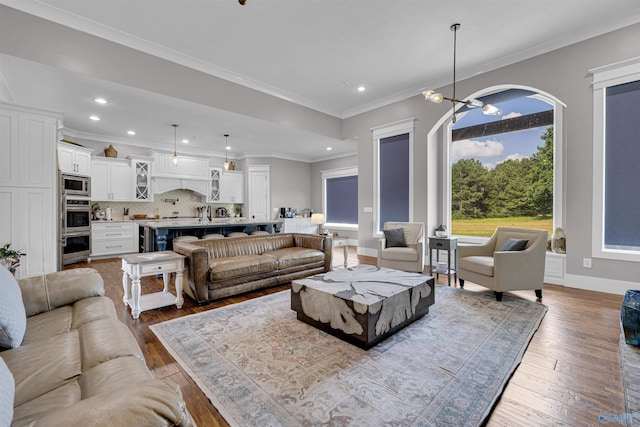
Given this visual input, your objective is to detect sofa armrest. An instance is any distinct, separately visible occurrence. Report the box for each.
[293,234,332,271]
[18,268,104,317]
[173,241,210,302]
[30,379,193,427]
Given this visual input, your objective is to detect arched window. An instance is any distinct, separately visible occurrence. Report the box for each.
[436,86,565,241]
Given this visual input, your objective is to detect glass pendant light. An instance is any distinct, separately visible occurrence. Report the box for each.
[172,124,178,166]
[223,134,230,170]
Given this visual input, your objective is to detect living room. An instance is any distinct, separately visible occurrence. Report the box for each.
[1,2,640,426]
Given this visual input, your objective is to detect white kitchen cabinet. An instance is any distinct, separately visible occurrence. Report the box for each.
[152,152,209,179]
[0,103,60,278]
[91,222,138,258]
[220,170,244,203]
[58,142,92,176]
[91,158,132,201]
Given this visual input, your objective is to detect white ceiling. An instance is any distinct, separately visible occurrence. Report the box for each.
[1,0,640,161]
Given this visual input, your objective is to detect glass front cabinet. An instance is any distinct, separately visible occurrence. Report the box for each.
[130,156,153,201]
[208,167,221,202]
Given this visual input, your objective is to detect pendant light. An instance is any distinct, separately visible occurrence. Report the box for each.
[223,134,230,170]
[423,23,502,123]
[172,124,178,166]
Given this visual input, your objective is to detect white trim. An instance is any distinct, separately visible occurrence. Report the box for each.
[565,273,635,296]
[589,56,640,89]
[321,166,358,227]
[371,118,416,237]
[591,58,640,262]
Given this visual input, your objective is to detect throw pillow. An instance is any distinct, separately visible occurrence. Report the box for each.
[384,228,406,248]
[0,264,27,350]
[499,238,529,252]
[0,357,14,426]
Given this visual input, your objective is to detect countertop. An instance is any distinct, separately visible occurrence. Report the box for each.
[135,218,282,229]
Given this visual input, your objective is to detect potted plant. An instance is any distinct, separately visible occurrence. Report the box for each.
[0,243,26,274]
[435,225,447,237]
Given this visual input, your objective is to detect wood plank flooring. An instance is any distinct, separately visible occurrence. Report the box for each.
[66,247,626,427]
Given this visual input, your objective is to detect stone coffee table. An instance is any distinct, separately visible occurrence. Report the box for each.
[291,265,435,349]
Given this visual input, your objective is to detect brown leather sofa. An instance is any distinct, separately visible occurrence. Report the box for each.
[173,233,332,304]
[0,266,192,427]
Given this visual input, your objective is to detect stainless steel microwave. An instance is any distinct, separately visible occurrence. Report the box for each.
[60,173,91,197]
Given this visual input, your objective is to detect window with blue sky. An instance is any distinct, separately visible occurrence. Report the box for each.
[450,91,554,236]
[452,94,552,170]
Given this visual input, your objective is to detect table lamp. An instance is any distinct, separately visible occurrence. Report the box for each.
[310,213,326,235]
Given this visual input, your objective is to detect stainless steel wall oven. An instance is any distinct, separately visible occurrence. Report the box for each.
[61,232,91,265]
[64,197,91,232]
[59,173,92,268]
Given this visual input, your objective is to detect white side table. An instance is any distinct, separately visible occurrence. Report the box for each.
[121,251,185,319]
[332,236,349,268]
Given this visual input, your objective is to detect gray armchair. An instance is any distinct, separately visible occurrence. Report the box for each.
[377,222,425,273]
[458,227,548,301]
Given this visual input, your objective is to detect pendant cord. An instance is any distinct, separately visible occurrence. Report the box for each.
[452,24,458,123]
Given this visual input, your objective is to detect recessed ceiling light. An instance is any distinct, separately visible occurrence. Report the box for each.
[225,146,231,150]
[182,139,189,144]
[326,147,333,151]
[89,115,100,121]
[357,86,366,92]
[93,97,107,104]
[127,130,136,135]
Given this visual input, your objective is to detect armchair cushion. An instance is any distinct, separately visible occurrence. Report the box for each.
[381,247,419,262]
[0,264,26,349]
[383,228,406,248]
[499,238,529,252]
[459,256,494,276]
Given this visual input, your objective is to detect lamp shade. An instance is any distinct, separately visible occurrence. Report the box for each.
[310,213,326,225]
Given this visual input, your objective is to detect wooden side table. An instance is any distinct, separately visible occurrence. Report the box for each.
[121,251,185,319]
[428,236,457,286]
[332,236,349,268]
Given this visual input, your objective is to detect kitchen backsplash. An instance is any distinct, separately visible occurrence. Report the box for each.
[92,189,241,220]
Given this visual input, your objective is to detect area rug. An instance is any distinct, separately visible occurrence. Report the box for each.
[619,335,640,426]
[151,286,547,426]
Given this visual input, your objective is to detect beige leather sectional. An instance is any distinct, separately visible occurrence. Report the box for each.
[173,233,332,304]
[0,266,192,427]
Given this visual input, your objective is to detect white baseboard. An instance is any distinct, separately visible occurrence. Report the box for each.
[565,273,637,295]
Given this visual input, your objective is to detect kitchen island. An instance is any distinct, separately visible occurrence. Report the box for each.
[136,218,284,252]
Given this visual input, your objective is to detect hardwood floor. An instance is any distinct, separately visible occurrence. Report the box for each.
[66,248,625,427]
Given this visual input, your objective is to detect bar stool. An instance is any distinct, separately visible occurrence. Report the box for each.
[201,234,224,240]
[227,232,249,238]
[173,236,199,243]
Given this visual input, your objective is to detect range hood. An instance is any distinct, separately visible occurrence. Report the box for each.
[152,176,208,197]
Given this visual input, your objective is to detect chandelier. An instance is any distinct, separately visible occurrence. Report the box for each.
[423,23,502,123]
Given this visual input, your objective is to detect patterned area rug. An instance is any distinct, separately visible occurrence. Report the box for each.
[619,335,640,426]
[151,286,547,426]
